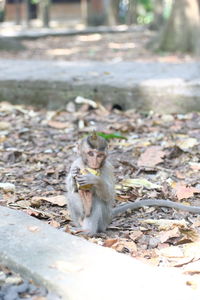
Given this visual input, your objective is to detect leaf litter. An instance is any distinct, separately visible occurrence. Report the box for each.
[1,100,200,287]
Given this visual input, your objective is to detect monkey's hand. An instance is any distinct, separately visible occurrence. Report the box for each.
[76,174,99,187]
[71,166,80,178]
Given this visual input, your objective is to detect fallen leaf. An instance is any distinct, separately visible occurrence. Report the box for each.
[32,195,66,207]
[189,163,200,171]
[158,227,180,243]
[138,146,165,167]
[0,121,11,130]
[158,245,184,258]
[174,182,200,200]
[176,137,198,150]
[129,231,143,241]
[103,239,118,248]
[121,178,161,190]
[47,120,71,129]
[48,220,60,228]
[142,219,188,230]
[183,242,200,259]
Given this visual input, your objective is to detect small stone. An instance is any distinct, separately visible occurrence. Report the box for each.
[66,101,76,113]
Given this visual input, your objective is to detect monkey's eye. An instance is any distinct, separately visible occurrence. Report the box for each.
[97,153,105,158]
[88,151,94,156]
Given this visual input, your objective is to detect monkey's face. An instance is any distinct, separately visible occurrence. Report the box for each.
[82,148,106,169]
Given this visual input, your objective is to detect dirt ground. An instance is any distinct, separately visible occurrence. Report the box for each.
[0,29,199,62]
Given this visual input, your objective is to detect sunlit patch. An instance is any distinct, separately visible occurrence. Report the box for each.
[46,48,79,56]
[77,34,102,42]
[108,42,136,49]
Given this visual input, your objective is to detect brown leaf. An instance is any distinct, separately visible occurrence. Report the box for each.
[137,146,165,167]
[48,220,60,228]
[129,231,143,241]
[47,120,71,129]
[174,182,200,201]
[158,227,180,243]
[103,239,118,248]
[32,195,66,207]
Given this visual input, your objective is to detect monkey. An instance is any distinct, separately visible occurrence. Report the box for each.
[66,132,115,235]
[66,133,200,235]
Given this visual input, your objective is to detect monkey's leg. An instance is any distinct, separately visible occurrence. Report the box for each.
[67,192,84,227]
[97,202,111,232]
[82,200,111,235]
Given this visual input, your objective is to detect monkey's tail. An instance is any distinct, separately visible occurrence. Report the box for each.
[112,199,200,217]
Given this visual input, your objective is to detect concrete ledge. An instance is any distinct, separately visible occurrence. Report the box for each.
[0,59,200,113]
[0,25,140,39]
[0,207,199,300]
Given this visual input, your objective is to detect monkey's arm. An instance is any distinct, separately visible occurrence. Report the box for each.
[112,199,200,217]
[76,161,115,203]
[66,159,82,193]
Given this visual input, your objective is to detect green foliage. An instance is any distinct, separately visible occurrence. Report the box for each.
[97,132,127,140]
[139,0,153,12]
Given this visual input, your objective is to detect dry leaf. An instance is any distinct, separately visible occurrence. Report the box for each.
[0,121,11,130]
[138,146,165,167]
[49,220,60,228]
[121,178,161,190]
[103,239,118,248]
[32,195,66,207]
[189,163,200,171]
[183,242,200,259]
[129,231,143,241]
[158,245,184,258]
[142,219,188,230]
[176,138,198,150]
[174,182,200,201]
[47,120,71,129]
[158,227,180,243]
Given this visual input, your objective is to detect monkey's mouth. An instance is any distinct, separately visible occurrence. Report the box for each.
[88,163,101,169]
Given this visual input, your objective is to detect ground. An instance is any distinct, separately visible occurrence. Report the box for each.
[1,28,200,292]
[0,100,200,278]
[0,28,199,62]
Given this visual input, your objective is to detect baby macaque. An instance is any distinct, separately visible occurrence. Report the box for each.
[66,133,200,235]
[66,132,115,235]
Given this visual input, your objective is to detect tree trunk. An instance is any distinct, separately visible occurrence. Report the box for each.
[86,0,106,26]
[156,0,200,54]
[15,0,22,25]
[0,0,5,22]
[106,0,120,26]
[150,0,164,30]
[126,0,137,25]
[39,0,50,28]
[84,0,120,26]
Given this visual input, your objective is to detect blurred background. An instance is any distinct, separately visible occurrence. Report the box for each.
[0,0,199,56]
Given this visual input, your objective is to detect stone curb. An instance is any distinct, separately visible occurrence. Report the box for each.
[0,59,200,113]
[0,25,138,39]
[0,207,199,300]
